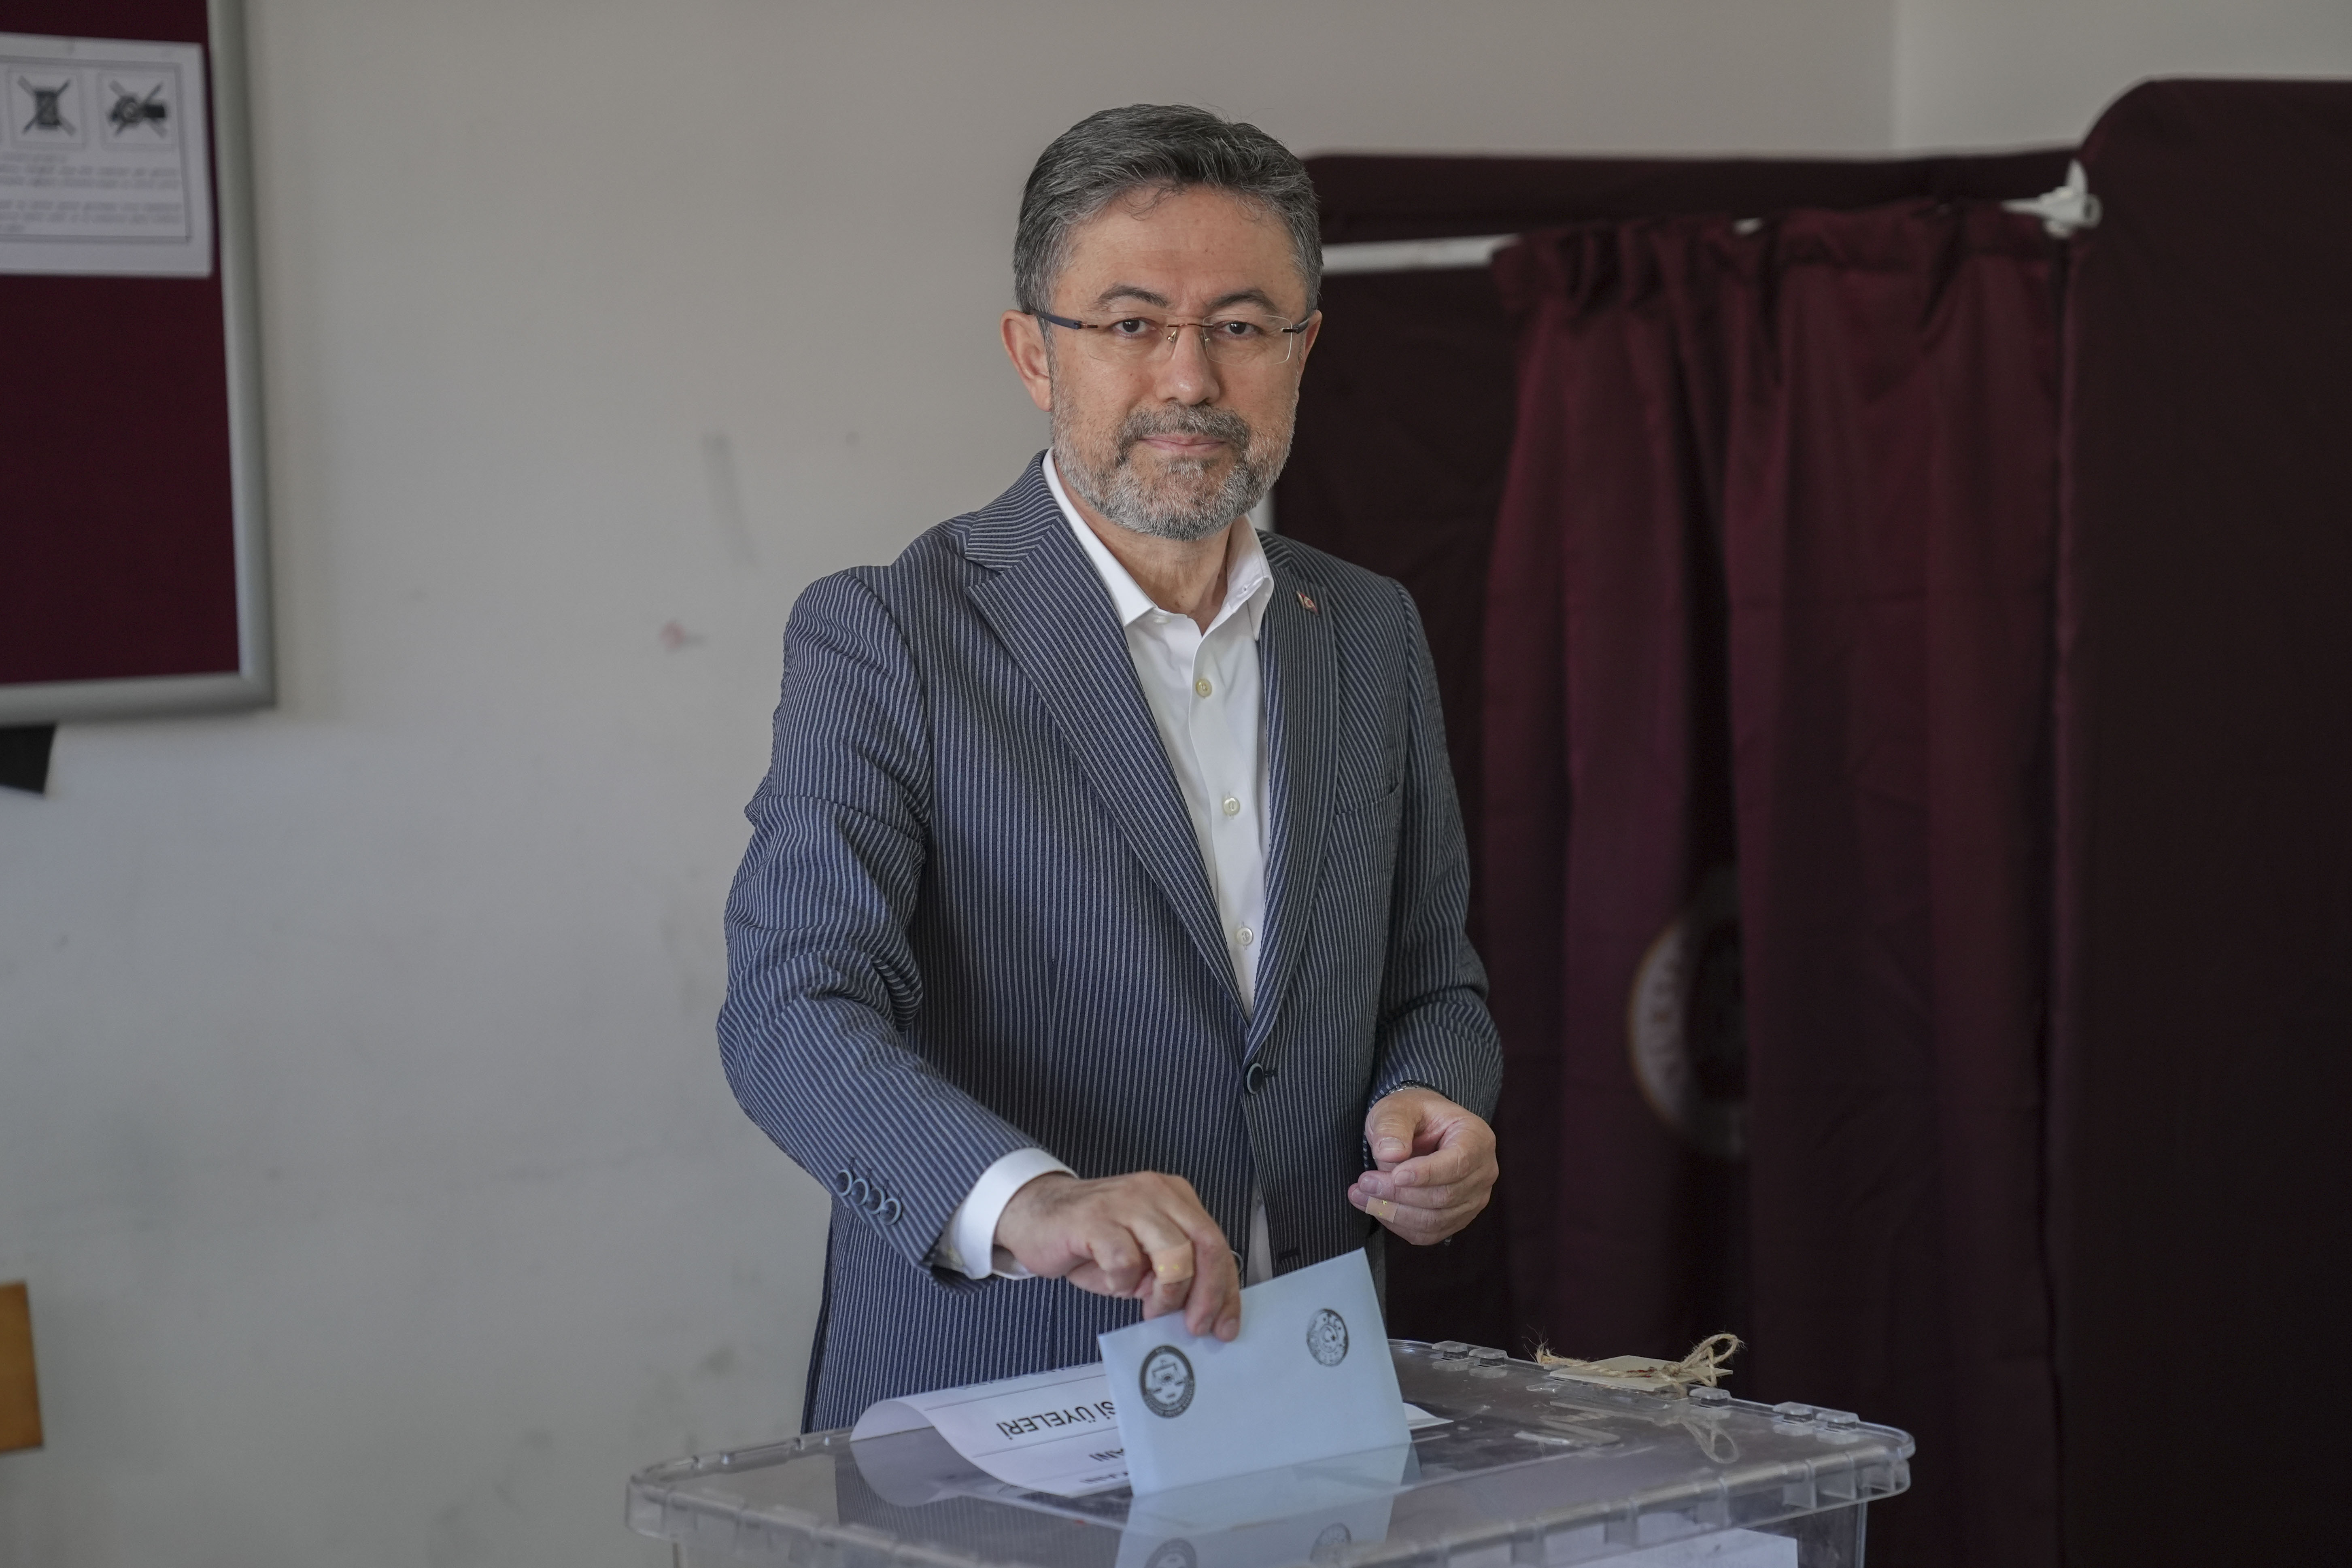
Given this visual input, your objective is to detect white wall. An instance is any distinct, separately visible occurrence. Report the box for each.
[1894,0,2352,149]
[0,4,1893,1565]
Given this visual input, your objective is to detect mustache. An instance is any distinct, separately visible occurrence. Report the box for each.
[1115,405,1256,461]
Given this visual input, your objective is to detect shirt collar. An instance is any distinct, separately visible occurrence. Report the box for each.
[1044,449,1275,639]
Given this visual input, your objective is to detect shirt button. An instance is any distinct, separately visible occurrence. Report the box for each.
[1236,926,1254,947]
[1222,796,1241,816]
[1194,677,1213,698]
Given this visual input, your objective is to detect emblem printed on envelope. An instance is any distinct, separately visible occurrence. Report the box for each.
[1307,1308,1351,1366]
[1138,1345,1196,1417]
[1146,1540,1199,1568]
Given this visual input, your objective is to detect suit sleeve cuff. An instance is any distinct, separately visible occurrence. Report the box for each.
[931,1148,1075,1281]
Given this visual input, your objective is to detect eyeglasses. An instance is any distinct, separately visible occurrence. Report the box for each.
[1036,308,1313,368]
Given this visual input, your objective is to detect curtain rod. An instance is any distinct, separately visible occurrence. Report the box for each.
[1320,234,1515,275]
[1317,162,2100,276]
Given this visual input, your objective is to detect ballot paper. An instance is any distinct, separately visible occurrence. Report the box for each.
[1099,1249,1409,1494]
[0,32,215,276]
[853,1360,1133,1497]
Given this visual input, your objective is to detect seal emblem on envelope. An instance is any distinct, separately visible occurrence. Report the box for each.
[1307,1309,1350,1366]
[1139,1345,1196,1417]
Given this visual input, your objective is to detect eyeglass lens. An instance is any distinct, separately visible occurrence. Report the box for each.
[1071,314,1298,365]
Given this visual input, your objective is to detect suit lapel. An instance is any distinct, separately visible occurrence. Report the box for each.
[1246,539,1339,1058]
[966,462,1243,1015]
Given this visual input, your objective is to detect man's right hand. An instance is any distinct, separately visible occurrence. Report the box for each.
[995,1171,1241,1341]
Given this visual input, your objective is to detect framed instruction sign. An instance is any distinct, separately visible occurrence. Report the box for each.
[0,0,270,723]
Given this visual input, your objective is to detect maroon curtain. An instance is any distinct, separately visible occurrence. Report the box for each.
[1484,204,2064,1568]
[1279,150,2068,1356]
[1481,221,1742,1368]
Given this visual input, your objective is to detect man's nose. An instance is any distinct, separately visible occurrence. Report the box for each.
[1152,324,1222,405]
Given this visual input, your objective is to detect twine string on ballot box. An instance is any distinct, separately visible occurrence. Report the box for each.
[1534,1332,1743,1395]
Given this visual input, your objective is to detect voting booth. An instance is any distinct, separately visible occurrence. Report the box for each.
[628,1340,1911,1568]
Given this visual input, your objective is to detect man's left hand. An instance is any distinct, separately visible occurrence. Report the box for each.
[1347,1087,1497,1245]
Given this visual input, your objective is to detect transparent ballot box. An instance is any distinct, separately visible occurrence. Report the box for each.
[627,1340,1913,1568]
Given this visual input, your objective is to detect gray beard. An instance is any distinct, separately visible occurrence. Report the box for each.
[1052,403,1287,542]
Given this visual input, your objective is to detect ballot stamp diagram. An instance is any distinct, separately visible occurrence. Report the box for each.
[1306,1309,1351,1366]
[1138,1345,1195,1418]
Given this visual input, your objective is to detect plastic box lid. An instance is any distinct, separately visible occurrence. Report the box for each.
[627,1340,1912,1568]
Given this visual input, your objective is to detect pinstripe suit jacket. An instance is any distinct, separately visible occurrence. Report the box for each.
[720,455,1500,1433]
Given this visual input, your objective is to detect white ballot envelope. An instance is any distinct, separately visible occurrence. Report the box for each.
[1098,1249,1409,1494]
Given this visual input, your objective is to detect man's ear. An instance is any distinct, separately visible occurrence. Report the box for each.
[1001,310,1055,413]
[1294,310,1324,369]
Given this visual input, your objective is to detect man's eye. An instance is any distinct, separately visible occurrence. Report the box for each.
[1211,319,1266,339]
[1107,318,1159,338]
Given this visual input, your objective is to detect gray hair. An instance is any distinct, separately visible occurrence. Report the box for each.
[1014,104,1321,320]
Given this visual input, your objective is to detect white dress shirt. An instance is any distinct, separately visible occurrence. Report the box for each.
[930,450,1277,1283]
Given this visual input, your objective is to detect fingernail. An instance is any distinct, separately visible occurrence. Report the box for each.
[1376,1138,1406,1159]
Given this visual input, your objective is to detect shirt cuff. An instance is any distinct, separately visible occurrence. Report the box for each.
[931,1148,1075,1281]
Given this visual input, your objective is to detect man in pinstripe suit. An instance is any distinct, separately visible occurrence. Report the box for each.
[721,106,1503,1433]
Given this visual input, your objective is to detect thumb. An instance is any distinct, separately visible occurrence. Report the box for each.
[1366,1099,1420,1166]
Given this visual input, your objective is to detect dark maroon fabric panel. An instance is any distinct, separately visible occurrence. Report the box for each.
[1483,223,1743,1370]
[1280,150,2067,1358]
[1485,206,2065,1568]
[1714,204,2064,1568]
[0,0,238,685]
[2055,80,2352,1567]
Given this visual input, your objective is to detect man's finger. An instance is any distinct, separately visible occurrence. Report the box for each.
[1183,1234,1240,1340]
[1085,1229,1148,1297]
[1385,1144,1476,1188]
[1361,1176,1464,1211]
[1130,1212,1200,1320]
[1146,1242,1196,1317]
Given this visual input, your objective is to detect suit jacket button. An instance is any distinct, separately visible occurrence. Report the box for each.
[881,1197,903,1225]
[832,1169,852,1196]
[848,1177,870,1208]
[1245,1062,1275,1095]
